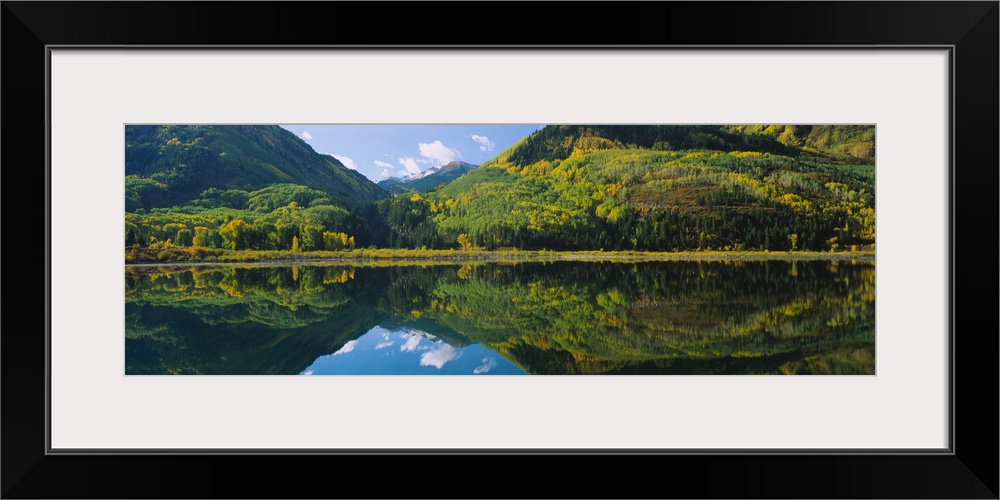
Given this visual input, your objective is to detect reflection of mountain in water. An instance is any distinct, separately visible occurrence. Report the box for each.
[126,260,875,375]
[380,317,475,348]
[417,261,875,375]
[298,324,525,375]
[125,265,386,374]
[126,304,386,375]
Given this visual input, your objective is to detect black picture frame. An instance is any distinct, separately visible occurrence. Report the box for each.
[3,2,996,498]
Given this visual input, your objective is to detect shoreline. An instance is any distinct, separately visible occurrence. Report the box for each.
[124,249,875,268]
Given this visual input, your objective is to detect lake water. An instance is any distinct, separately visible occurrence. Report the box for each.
[125,259,875,375]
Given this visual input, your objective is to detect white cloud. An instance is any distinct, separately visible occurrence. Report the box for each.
[375,341,395,350]
[418,140,460,165]
[473,357,497,375]
[420,344,458,369]
[400,334,421,352]
[301,131,313,140]
[398,157,421,175]
[471,135,495,152]
[374,160,394,179]
[301,369,314,376]
[332,340,357,355]
[331,154,358,170]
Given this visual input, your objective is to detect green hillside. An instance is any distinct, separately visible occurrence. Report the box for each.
[124,124,875,257]
[408,125,875,252]
[727,125,875,162]
[125,125,388,210]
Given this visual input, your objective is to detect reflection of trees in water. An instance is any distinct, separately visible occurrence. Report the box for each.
[126,265,363,329]
[125,261,875,375]
[125,265,386,375]
[391,261,875,375]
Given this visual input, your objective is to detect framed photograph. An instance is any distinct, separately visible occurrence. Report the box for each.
[4,2,996,498]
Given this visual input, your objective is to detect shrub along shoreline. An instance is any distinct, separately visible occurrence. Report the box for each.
[125,245,875,265]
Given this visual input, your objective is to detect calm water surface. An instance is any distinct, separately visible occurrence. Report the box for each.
[125,259,874,375]
[301,325,525,375]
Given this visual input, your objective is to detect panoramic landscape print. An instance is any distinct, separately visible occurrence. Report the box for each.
[125,124,875,375]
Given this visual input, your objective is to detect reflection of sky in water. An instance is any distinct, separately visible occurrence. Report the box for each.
[301,326,526,375]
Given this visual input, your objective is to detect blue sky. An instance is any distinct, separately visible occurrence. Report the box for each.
[280,125,543,182]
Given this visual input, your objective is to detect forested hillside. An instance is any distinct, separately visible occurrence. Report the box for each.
[405,125,875,251]
[728,125,875,161]
[125,124,875,258]
[125,125,387,211]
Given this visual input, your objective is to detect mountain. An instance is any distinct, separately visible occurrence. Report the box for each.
[411,125,875,252]
[377,161,477,194]
[377,167,436,188]
[376,177,403,189]
[123,123,877,255]
[125,125,388,210]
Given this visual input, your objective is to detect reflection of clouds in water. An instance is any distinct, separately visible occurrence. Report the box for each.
[332,340,358,355]
[298,326,524,375]
[400,334,421,352]
[473,357,497,374]
[420,344,459,369]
